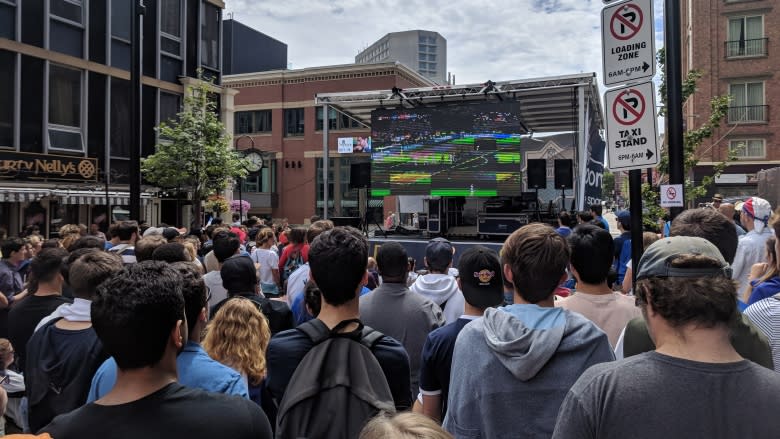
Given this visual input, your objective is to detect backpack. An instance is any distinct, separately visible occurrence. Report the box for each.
[281,246,305,283]
[275,319,396,439]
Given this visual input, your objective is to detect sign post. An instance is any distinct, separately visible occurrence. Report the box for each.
[602,0,656,86]
[601,0,658,287]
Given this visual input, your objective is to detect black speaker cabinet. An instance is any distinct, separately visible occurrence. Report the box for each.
[349,163,371,189]
[554,159,573,189]
[527,159,547,189]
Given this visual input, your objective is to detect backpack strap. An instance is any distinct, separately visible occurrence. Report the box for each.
[360,326,383,350]
[298,319,332,345]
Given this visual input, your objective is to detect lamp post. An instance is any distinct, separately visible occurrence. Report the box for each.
[235,135,255,223]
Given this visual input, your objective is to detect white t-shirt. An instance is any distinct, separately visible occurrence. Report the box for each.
[203,271,228,310]
[285,263,310,306]
[251,248,279,285]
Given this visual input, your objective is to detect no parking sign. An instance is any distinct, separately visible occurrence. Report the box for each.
[660,184,684,208]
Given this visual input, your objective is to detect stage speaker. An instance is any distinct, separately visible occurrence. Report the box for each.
[330,217,361,228]
[395,225,419,235]
[349,163,371,189]
[527,159,547,189]
[554,159,573,189]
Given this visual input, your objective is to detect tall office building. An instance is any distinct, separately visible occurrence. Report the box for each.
[682,0,780,200]
[355,30,447,84]
[0,0,232,235]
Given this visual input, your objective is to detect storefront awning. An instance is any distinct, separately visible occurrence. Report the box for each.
[0,189,52,202]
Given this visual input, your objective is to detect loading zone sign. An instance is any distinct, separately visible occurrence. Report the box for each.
[605,80,659,172]
[602,0,655,86]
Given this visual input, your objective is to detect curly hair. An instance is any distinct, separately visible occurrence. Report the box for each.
[635,254,738,328]
[202,298,270,385]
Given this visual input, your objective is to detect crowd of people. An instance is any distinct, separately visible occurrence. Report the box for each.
[0,198,776,438]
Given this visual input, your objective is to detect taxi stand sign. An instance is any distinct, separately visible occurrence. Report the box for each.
[602,0,656,86]
[605,80,660,172]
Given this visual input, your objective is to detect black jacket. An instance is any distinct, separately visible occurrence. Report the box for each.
[211,293,294,335]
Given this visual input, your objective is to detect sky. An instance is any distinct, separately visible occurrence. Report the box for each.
[224,0,667,92]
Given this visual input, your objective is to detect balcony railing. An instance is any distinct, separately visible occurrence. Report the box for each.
[725,38,768,58]
[728,105,768,123]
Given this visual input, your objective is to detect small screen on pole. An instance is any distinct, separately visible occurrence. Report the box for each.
[369,102,525,197]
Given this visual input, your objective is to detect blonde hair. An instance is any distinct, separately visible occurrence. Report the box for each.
[359,412,453,439]
[59,224,81,250]
[0,339,13,369]
[255,228,276,246]
[202,298,270,385]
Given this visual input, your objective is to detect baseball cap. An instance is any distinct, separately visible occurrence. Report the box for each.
[457,246,504,309]
[220,255,257,294]
[742,197,772,233]
[426,237,454,271]
[616,210,631,228]
[636,236,732,281]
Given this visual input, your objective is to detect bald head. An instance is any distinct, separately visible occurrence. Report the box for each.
[718,203,736,223]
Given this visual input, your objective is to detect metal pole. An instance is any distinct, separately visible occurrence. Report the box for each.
[129,1,144,221]
[665,0,684,219]
[238,177,243,222]
[647,168,653,186]
[629,169,644,286]
[322,104,329,219]
[105,171,110,230]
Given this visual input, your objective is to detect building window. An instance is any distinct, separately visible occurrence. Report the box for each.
[159,91,181,125]
[729,139,765,159]
[726,15,765,58]
[200,3,220,70]
[0,50,13,148]
[110,0,131,70]
[235,110,272,134]
[316,108,361,131]
[0,1,15,40]
[50,0,84,58]
[50,0,82,24]
[160,0,183,83]
[48,64,83,151]
[728,81,765,123]
[284,108,304,136]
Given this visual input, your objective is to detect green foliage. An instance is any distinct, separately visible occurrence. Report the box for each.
[141,73,249,227]
[602,171,615,200]
[641,49,734,228]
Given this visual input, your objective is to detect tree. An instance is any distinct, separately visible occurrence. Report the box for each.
[142,73,248,228]
[641,48,735,229]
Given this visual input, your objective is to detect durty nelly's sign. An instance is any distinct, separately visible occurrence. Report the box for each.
[0,152,98,181]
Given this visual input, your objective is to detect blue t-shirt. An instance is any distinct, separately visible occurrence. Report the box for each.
[418,317,476,419]
[598,216,610,232]
[87,341,248,402]
[746,277,780,307]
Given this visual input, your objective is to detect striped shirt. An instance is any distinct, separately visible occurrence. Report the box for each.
[744,294,780,372]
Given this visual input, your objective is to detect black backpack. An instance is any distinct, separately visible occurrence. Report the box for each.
[275,319,395,439]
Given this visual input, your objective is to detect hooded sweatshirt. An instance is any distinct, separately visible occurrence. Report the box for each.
[443,304,614,438]
[410,273,465,324]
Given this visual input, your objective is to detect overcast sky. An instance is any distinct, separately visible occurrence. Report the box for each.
[224,0,666,90]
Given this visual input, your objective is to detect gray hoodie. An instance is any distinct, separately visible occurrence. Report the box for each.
[443,304,614,438]
[410,273,465,324]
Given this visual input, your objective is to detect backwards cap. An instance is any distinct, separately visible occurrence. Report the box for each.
[742,197,772,233]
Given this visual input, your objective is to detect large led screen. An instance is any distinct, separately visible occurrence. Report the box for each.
[370,102,524,197]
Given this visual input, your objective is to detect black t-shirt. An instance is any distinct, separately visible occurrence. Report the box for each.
[42,382,272,439]
[266,322,412,411]
[8,294,71,371]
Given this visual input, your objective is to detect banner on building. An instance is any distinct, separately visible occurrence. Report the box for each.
[0,152,98,182]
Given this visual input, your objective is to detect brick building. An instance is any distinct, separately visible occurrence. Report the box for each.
[682,0,780,199]
[223,63,433,223]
